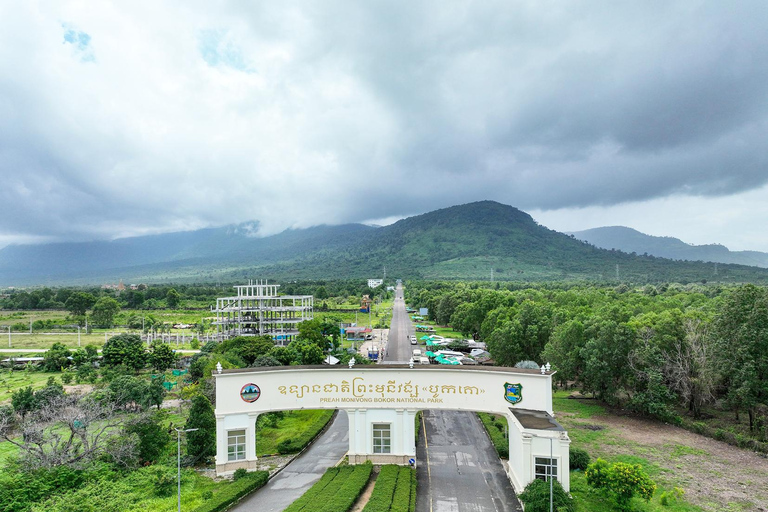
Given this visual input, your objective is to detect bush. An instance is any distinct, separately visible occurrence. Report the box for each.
[185,395,217,462]
[586,458,656,511]
[569,447,590,470]
[191,471,269,512]
[518,478,574,512]
[233,468,248,481]
[285,464,372,512]
[153,468,176,497]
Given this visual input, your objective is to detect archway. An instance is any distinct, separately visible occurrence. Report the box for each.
[213,365,570,492]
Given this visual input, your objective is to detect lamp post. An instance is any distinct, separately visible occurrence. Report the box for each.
[528,433,554,512]
[175,427,198,512]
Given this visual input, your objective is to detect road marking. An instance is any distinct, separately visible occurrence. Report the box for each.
[421,411,433,512]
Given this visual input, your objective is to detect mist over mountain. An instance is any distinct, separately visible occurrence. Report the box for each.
[1,201,767,286]
[570,226,768,268]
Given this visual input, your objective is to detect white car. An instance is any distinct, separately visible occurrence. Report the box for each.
[409,335,417,345]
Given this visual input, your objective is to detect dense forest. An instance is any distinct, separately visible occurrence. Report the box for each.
[406,281,768,446]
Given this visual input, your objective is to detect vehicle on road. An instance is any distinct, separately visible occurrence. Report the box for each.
[409,335,417,345]
[412,349,422,358]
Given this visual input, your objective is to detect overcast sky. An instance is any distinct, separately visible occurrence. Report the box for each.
[2,1,767,251]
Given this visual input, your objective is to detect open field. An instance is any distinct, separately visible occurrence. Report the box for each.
[552,391,768,512]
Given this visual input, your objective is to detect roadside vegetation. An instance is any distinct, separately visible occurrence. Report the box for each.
[0,309,350,511]
[408,281,768,453]
[284,463,373,512]
[362,465,417,512]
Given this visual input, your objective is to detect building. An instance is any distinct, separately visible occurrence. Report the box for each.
[211,280,313,344]
[368,279,383,288]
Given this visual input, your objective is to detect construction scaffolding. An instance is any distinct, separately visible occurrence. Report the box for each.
[212,280,313,345]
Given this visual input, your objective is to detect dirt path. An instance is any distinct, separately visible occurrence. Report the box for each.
[559,404,768,511]
[350,466,380,512]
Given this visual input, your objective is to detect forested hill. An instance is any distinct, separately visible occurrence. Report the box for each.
[2,201,768,285]
[570,226,768,268]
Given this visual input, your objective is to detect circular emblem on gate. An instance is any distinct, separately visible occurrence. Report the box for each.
[240,383,261,403]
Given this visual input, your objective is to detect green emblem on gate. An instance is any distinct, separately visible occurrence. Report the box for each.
[504,382,523,404]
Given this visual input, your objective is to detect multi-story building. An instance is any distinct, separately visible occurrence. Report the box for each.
[212,281,313,345]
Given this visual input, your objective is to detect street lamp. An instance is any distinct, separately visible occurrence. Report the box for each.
[528,432,555,512]
[175,427,199,512]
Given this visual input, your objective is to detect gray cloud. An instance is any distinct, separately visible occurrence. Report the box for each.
[0,1,767,248]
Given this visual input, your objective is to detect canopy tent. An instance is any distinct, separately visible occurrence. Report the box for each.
[426,339,438,346]
[425,351,436,358]
[420,335,432,340]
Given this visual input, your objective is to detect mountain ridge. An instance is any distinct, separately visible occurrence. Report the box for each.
[2,201,768,285]
[570,226,768,268]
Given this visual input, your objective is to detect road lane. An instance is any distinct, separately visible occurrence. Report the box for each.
[229,411,349,512]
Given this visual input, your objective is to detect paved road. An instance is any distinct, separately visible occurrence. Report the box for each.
[384,284,521,511]
[229,411,349,512]
[381,283,414,364]
[416,410,523,512]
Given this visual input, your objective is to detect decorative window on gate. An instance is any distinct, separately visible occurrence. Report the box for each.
[228,429,246,461]
[372,423,391,454]
[534,457,557,481]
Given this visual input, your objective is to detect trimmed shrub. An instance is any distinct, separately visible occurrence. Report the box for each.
[286,465,372,512]
[191,471,269,512]
[233,468,248,481]
[518,478,574,512]
[569,447,590,470]
[363,465,400,512]
[477,413,509,458]
[390,467,415,512]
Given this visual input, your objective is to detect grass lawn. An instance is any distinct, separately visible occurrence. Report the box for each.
[0,370,58,402]
[431,325,464,340]
[256,409,334,456]
[553,390,725,512]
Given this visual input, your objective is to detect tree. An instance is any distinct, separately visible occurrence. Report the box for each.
[713,285,768,431]
[71,344,99,368]
[166,288,181,308]
[91,297,121,328]
[148,340,178,372]
[11,386,36,419]
[125,412,171,464]
[102,333,146,371]
[64,292,96,318]
[185,395,216,461]
[664,318,718,419]
[43,343,73,372]
[0,391,135,470]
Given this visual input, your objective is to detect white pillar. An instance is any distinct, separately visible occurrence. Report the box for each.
[395,409,404,455]
[521,434,533,488]
[348,409,357,456]
[404,409,416,457]
[247,413,259,462]
[215,415,227,467]
[355,409,367,454]
[559,433,571,492]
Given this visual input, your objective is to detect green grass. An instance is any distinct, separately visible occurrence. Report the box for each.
[0,370,59,403]
[555,391,706,511]
[431,325,464,339]
[477,412,509,458]
[362,465,416,512]
[256,409,334,456]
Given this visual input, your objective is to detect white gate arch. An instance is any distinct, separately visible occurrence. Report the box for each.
[213,365,570,492]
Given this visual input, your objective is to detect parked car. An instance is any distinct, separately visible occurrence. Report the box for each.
[418,356,430,365]
[410,335,417,345]
[412,349,422,358]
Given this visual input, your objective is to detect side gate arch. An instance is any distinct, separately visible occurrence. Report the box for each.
[213,365,570,492]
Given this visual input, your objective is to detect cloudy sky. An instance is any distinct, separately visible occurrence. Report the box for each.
[2,1,767,251]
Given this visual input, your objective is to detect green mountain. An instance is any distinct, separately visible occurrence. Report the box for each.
[1,201,767,285]
[570,226,768,268]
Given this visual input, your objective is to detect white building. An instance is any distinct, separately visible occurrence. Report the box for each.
[368,279,383,288]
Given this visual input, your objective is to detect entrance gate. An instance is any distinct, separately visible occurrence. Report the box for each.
[214,365,570,492]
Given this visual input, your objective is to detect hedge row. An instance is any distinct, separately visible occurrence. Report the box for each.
[191,470,269,512]
[477,412,509,458]
[682,419,768,454]
[390,467,415,512]
[285,464,372,512]
[277,410,335,454]
[363,465,415,512]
